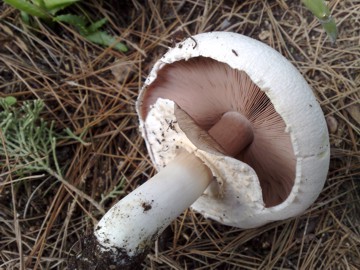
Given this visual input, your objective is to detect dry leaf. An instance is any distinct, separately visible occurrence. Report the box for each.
[258,30,271,41]
[0,23,14,36]
[326,115,338,134]
[111,61,135,83]
[346,103,360,125]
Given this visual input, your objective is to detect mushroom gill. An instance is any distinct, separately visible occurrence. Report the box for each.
[141,57,296,207]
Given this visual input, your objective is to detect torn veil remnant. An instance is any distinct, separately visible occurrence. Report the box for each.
[69,32,330,269]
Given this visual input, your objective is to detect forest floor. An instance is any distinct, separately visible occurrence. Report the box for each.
[0,0,359,269]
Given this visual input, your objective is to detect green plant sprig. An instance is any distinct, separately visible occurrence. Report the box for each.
[3,0,128,52]
[0,97,105,214]
[54,15,128,52]
[303,0,338,43]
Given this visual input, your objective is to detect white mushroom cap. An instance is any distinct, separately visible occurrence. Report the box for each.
[136,32,330,228]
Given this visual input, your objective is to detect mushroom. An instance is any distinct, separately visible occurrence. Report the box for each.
[69,32,330,269]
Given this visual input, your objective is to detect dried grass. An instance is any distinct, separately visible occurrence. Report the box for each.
[0,0,359,269]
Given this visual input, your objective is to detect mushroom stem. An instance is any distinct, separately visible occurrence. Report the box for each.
[72,151,212,268]
[208,111,254,156]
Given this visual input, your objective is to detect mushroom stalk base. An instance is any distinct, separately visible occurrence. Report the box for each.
[69,151,212,269]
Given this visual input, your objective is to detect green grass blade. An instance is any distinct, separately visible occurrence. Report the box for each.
[320,17,338,44]
[302,0,338,43]
[44,0,81,15]
[44,0,80,10]
[85,31,128,52]
[4,0,50,19]
[31,0,45,9]
[20,10,31,24]
[303,0,330,19]
[4,96,17,106]
[87,18,107,33]
[54,14,88,35]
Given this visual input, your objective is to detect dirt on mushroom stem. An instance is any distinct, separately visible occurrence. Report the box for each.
[67,234,147,270]
[69,151,212,268]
